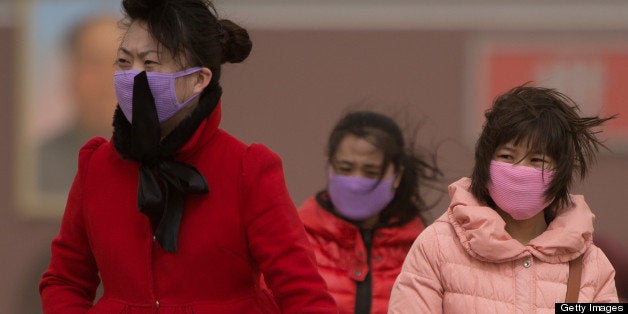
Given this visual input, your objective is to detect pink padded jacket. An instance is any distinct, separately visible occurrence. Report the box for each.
[389,178,618,313]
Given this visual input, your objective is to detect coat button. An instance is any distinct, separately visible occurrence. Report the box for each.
[354,270,362,276]
[152,235,157,242]
[523,259,532,268]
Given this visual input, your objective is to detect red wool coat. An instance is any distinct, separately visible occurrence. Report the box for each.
[298,196,424,314]
[40,105,337,314]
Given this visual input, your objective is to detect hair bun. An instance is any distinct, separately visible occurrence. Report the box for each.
[218,19,252,64]
[122,0,157,19]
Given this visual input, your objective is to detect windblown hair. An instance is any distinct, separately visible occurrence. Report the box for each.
[327,111,442,226]
[121,0,252,88]
[470,84,615,221]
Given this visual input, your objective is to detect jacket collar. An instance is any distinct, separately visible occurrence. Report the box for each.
[302,192,421,245]
[444,178,593,263]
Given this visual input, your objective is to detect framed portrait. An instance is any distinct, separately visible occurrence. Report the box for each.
[15,0,121,218]
[464,33,628,153]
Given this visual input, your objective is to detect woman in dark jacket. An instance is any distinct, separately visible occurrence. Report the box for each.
[39,0,337,313]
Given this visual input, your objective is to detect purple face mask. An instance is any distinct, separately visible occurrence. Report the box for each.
[327,172,397,221]
[487,160,555,220]
[114,67,202,123]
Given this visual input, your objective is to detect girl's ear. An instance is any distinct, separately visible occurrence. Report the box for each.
[192,67,212,94]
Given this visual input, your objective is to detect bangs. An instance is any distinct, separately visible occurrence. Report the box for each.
[503,127,552,160]
[493,101,569,162]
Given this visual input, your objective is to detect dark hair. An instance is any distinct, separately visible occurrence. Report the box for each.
[470,84,615,221]
[121,0,252,87]
[327,111,442,225]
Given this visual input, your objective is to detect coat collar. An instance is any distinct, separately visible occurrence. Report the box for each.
[443,178,593,263]
[112,85,222,162]
[174,103,221,161]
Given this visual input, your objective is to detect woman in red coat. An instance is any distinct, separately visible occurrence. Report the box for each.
[39,0,337,313]
[298,111,441,313]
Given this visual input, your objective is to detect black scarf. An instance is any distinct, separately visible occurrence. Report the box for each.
[112,72,221,252]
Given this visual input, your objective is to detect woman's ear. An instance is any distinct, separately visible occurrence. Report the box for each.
[192,67,212,94]
[393,167,404,189]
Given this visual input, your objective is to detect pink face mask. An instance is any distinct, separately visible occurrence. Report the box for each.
[487,160,555,220]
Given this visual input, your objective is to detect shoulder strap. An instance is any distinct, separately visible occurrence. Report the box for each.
[565,255,583,303]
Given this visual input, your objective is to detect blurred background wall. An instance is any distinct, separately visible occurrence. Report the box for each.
[1,1,626,312]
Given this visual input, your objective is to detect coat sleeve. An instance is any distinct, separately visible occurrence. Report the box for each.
[240,144,338,314]
[39,138,106,314]
[389,225,444,314]
[590,246,619,303]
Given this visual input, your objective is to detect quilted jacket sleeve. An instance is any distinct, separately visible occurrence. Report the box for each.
[590,246,619,303]
[389,224,444,314]
[39,138,106,314]
[240,144,338,314]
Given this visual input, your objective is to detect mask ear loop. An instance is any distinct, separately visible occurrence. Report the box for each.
[173,67,204,78]
[170,67,204,107]
[176,92,201,108]
[540,166,555,205]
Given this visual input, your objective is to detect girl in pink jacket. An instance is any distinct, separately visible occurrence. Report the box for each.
[389,85,619,313]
